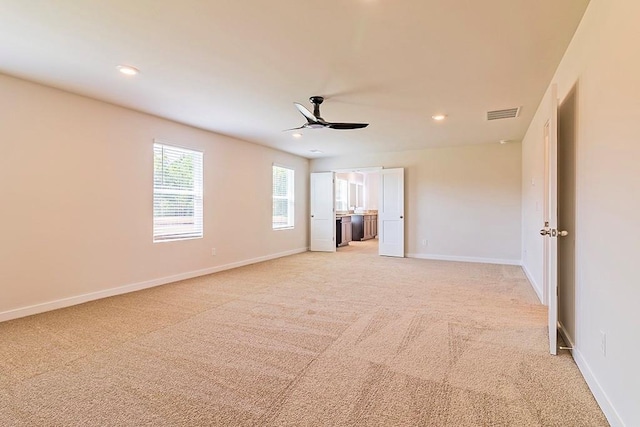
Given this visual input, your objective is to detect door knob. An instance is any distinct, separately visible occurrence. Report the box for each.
[559,230,569,237]
[400,216,404,219]
[540,228,550,236]
[311,215,314,218]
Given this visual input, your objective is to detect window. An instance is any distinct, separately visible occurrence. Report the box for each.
[272,165,294,229]
[153,143,203,242]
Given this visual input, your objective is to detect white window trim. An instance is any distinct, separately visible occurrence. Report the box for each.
[153,142,204,242]
[272,164,295,230]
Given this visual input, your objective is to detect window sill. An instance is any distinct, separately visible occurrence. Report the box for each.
[153,236,203,243]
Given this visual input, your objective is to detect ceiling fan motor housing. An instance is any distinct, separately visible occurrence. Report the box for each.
[310,96,324,119]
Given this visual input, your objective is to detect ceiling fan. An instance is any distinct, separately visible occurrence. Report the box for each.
[286,96,369,131]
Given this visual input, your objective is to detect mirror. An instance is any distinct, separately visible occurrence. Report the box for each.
[349,183,357,209]
[335,179,348,211]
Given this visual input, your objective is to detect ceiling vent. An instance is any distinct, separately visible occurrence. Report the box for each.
[487,107,521,121]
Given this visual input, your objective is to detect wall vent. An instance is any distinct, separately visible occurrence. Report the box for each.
[487,107,521,120]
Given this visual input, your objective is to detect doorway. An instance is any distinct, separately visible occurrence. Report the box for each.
[310,167,405,257]
[334,169,380,253]
[333,167,405,257]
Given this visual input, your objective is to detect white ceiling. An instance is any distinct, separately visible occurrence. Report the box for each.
[0,0,589,158]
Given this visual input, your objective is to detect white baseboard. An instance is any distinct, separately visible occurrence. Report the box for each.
[0,247,308,323]
[573,349,625,427]
[406,253,521,266]
[521,263,543,303]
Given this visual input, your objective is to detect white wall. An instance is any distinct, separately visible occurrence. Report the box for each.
[521,0,640,424]
[0,73,309,320]
[364,172,379,211]
[312,143,522,264]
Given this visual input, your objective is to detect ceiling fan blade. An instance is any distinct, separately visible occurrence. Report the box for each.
[282,125,307,132]
[294,102,319,124]
[326,122,369,130]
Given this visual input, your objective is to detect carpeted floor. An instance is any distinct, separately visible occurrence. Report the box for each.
[0,241,608,426]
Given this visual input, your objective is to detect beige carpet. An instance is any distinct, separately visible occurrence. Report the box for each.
[0,241,608,426]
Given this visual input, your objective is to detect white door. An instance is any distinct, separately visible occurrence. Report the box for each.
[379,168,404,257]
[310,172,336,252]
[542,84,559,355]
[557,87,577,348]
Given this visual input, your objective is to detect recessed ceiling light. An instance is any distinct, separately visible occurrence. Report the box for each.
[499,139,511,144]
[309,149,323,154]
[117,65,140,76]
[432,114,447,121]
[292,133,302,138]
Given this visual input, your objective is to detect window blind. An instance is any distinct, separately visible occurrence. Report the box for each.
[153,143,203,242]
[272,165,294,229]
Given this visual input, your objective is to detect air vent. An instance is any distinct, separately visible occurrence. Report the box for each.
[487,107,521,121]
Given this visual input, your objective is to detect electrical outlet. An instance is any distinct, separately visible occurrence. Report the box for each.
[600,330,606,356]
[211,248,216,256]
[422,239,428,246]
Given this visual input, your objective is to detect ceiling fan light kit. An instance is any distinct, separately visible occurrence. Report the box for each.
[116,65,140,76]
[286,96,369,132]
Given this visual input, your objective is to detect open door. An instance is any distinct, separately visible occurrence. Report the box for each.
[379,168,404,257]
[541,84,559,355]
[310,172,336,252]
[557,86,578,350]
